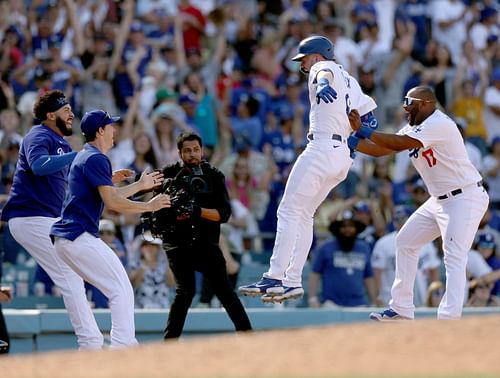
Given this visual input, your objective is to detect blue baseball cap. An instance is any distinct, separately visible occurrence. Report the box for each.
[476,233,496,249]
[80,110,120,138]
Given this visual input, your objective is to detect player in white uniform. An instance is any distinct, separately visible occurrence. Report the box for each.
[371,205,441,307]
[50,110,171,347]
[239,35,378,302]
[348,86,489,320]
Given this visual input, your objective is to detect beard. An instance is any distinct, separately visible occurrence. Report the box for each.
[337,234,357,252]
[55,116,73,136]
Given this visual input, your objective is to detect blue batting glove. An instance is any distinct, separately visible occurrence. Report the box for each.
[315,78,338,104]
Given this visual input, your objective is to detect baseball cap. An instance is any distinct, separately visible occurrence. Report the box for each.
[130,20,144,33]
[99,219,116,233]
[80,110,120,138]
[354,201,370,214]
[140,231,163,246]
[476,233,496,249]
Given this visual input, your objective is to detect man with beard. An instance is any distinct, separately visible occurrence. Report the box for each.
[0,90,106,349]
[348,86,489,320]
[159,132,252,339]
[308,209,377,307]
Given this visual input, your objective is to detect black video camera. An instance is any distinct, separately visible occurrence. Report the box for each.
[141,165,212,238]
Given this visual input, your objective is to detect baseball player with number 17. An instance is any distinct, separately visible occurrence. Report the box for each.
[239,35,378,303]
[348,86,489,320]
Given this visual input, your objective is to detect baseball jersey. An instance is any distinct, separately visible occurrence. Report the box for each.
[308,60,352,139]
[398,110,482,197]
[312,238,373,306]
[50,144,113,241]
[371,231,441,306]
[1,124,72,221]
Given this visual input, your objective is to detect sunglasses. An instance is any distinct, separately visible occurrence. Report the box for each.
[403,96,429,107]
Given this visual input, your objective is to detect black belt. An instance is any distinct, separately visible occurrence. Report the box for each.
[437,181,483,200]
[307,133,342,142]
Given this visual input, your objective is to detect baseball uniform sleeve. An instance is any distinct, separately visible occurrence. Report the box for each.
[85,154,113,187]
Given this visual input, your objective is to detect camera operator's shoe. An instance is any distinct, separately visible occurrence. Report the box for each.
[261,286,304,304]
[369,308,410,321]
[238,277,284,297]
[0,340,8,353]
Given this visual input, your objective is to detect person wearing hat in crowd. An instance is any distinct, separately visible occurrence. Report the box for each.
[50,109,171,348]
[308,208,377,308]
[473,232,500,297]
[482,136,500,210]
[0,90,106,350]
[128,231,175,309]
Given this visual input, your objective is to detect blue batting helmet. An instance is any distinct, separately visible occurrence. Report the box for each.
[291,35,335,61]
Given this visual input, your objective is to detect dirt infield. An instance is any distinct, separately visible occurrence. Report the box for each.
[1,315,499,378]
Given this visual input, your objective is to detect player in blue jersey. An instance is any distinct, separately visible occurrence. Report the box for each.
[51,110,170,347]
[0,90,106,349]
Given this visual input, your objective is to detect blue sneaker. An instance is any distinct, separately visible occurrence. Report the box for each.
[261,286,304,303]
[238,277,284,297]
[369,308,409,321]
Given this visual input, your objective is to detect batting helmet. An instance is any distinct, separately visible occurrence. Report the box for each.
[291,35,335,61]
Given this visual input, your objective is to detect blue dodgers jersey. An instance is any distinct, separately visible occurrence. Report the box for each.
[1,125,72,220]
[50,144,113,241]
[312,239,373,306]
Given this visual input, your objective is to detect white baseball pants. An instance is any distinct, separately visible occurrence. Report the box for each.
[389,184,489,319]
[264,137,352,287]
[9,217,103,349]
[55,233,138,347]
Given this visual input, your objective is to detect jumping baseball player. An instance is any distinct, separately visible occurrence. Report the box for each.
[50,110,171,347]
[0,90,106,349]
[239,35,379,303]
[349,86,489,320]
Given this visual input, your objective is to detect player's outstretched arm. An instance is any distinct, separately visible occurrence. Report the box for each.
[31,152,77,176]
[98,185,171,214]
[348,109,422,153]
[115,170,164,198]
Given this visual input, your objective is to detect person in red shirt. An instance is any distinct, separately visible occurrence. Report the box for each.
[178,0,206,51]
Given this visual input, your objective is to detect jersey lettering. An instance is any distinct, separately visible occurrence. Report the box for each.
[422,148,437,167]
[345,94,351,115]
[409,148,420,159]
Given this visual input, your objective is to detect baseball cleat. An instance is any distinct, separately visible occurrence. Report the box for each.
[369,308,410,321]
[261,286,304,303]
[238,277,284,297]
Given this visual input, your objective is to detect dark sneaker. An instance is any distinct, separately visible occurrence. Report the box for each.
[238,277,284,297]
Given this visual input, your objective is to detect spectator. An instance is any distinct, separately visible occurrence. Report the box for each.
[473,232,500,296]
[308,209,377,308]
[129,231,175,309]
[455,117,483,172]
[482,137,500,210]
[483,68,500,144]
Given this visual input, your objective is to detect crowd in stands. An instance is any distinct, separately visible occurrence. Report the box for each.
[0,0,499,310]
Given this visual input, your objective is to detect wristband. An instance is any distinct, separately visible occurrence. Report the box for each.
[357,125,374,139]
[347,135,360,150]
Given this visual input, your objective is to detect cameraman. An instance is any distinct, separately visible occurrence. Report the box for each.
[159,132,252,339]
